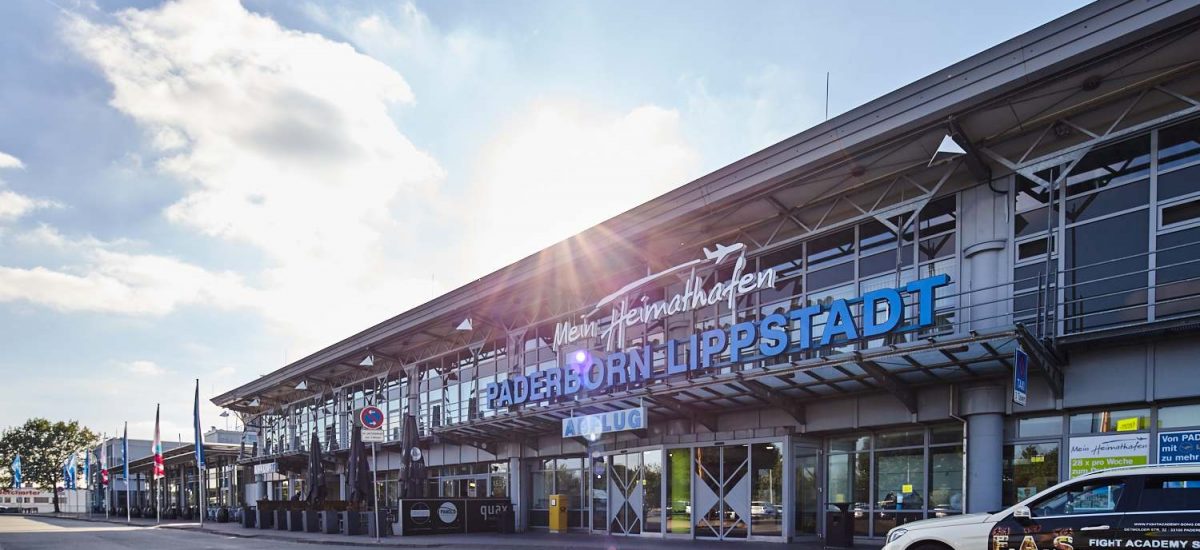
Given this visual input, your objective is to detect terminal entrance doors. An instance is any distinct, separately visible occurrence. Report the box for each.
[694,444,750,540]
[607,452,645,535]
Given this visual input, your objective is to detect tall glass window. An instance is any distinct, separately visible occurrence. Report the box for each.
[665,448,691,535]
[750,442,783,536]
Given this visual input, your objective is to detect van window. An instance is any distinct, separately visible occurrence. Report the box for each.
[1135,476,1200,512]
[1032,479,1127,517]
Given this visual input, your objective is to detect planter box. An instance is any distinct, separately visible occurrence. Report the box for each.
[341,510,364,536]
[287,509,303,532]
[255,507,272,529]
[319,510,339,534]
[302,510,319,533]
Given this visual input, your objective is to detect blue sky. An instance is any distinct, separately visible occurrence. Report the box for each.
[0,0,1089,440]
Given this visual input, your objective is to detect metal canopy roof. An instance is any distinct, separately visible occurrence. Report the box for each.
[214,0,1200,413]
[431,326,1035,447]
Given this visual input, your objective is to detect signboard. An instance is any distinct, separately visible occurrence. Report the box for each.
[397,498,510,536]
[1159,430,1200,464]
[1012,347,1029,406]
[562,406,646,438]
[253,462,277,475]
[359,406,385,430]
[1068,434,1150,477]
[488,270,952,410]
[362,429,385,443]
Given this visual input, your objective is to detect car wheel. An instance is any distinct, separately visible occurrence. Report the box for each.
[909,543,955,550]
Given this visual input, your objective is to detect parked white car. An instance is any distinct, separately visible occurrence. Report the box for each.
[883,465,1200,550]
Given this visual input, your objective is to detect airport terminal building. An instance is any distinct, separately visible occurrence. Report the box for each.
[214,0,1200,541]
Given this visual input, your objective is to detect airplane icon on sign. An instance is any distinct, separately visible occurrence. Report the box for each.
[703,243,745,265]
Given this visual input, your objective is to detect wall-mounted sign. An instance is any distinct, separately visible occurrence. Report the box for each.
[1068,434,1149,477]
[562,406,646,438]
[253,462,278,475]
[487,273,951,410]
[1012,347,1028,406]
[554,243,776,352]
[1158,430,1200,464]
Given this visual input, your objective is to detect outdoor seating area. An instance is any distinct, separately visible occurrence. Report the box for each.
[248,500,388,537]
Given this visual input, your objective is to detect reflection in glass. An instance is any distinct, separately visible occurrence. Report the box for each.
[750,442,783,536]
[1003,443,1059,506]
[643,450,663,534]
[794,447,819,535]
[666,449,691,534]
[928,446,963,515]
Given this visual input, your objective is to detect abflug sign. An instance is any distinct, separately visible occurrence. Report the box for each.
[485,245,951,410]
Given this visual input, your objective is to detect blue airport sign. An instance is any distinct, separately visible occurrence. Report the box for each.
[487,273,951,410]
[562,407,645,438]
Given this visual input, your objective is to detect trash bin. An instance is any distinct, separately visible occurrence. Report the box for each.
[497,506,514,534]
[825,503,854,548]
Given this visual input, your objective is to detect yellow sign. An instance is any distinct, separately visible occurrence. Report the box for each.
[1031,456,1045,463]
[902,484,913,493]
[1117,418,1140,432]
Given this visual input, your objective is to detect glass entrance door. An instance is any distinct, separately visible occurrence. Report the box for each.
[694,445,750,539]
[794,445,820,536]
[590,456,606,533]
[609,453,644,535]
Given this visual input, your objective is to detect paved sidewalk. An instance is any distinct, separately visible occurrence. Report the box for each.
[33,513,881,549]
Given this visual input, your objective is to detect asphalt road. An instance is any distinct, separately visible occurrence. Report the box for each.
[0,515,338,549]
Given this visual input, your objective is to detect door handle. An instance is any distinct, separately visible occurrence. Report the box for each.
[1080,525,1109,531]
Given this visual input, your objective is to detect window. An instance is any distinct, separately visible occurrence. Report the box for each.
[1161,197,1200,230]
[1136,476,1200,511]
[1018,416,1063,438]
[1158,403,1200,429]
[1032,480,1127,517]
[1004,443,1059,505]
[1069,408,1150,433]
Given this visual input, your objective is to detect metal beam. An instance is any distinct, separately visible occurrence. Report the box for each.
[739,378,805,426]
[1015,323,1065,399]
[648,395,718,432]
[854,352,918,414]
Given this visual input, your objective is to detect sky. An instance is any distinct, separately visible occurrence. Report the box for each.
[0,0,1091,442]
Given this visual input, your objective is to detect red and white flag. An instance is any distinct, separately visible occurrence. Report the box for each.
[99,438,109,486]
[152,404,165,480]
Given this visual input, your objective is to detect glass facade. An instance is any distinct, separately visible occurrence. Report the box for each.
[1013,117,1200,334]
[826,425,963,538]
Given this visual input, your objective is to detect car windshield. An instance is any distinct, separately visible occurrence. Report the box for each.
[1032,480,1125,517]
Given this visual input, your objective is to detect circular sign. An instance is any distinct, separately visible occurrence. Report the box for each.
[359,406,385,430]
[437,501,458,524]
[409,502,430,525]
[409,446,423,462]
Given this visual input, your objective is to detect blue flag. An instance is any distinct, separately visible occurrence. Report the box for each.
[11,454,20,488]
[65,453,77,490]
[193,379,205,467]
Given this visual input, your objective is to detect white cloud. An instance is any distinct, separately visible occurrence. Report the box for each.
[122,360,164,376]
[0,190,59,223]
[0,229,252,316]
[35,0,701,357]
[62,0,448,349]
[463,100,701,272]
[0,151,23,170]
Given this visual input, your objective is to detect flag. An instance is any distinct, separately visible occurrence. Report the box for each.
[153,404,165,480]
[99,440,109,487]
[11,455,20,488]
[122,422,129,487]
[84,451,90,490]
[193,379,205,467]
[63,453,77,490]
[68,452,77,489]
